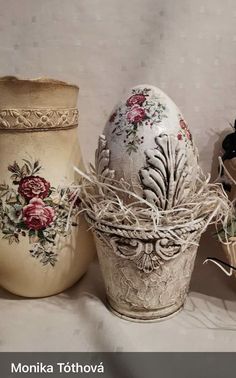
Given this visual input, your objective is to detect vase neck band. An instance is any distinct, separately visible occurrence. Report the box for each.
[0,108,79,131]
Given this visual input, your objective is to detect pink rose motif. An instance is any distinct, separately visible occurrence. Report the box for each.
[18,176,50,200]
[185,129,192,141]
[177,132,183,140]
[126,94,146,107]
[126,105,146,124]
[179,119,192,141]
[23,198,55,230]
[180,119,187,130]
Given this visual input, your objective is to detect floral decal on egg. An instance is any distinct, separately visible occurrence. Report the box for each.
[0,159,79,267]
[177,116,192,143]
[110,88,168,154]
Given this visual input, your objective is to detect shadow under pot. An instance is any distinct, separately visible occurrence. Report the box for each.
[85,213,206,322]
[0,76,95,298]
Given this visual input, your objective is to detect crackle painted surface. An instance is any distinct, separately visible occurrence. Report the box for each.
[107,85,192,155]
[93,229,200,320]
[103,85,198,199]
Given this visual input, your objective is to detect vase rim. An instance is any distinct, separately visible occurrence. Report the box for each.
[0,76,79,89]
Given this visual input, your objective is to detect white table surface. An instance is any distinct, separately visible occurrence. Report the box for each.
[0,228,235,352]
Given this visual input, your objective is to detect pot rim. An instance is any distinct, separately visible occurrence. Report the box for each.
[0,76,79,89]
[85,211,206,239]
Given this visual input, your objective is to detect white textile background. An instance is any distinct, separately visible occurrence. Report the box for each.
[0,0,236,171]
[0,0,235,352]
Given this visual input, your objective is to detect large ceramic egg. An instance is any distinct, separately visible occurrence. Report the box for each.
[101,85,199,208]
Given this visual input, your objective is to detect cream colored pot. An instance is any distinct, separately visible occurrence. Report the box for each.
[86,215,205,322]
[0,77,95,297]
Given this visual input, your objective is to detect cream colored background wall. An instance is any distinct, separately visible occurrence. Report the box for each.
[0,0,236,174]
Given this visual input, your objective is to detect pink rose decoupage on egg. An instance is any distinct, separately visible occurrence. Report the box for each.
[103,84,199,205]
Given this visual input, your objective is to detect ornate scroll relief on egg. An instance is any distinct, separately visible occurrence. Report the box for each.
[102,85,199,205]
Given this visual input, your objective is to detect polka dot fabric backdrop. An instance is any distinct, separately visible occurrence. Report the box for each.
[0,1,236,353]
[0,0,236,173]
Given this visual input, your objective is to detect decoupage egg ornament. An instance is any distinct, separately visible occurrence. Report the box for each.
[102,84,199,208]
[91,85,209,322]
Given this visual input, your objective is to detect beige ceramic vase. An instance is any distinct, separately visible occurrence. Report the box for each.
[0,76,95,297]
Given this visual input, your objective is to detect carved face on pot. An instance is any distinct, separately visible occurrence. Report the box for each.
[101,84,200,208]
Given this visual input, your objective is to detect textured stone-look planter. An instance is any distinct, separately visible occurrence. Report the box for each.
[86,215,205,321]
[0,76,95,297]
[82,85,212,321]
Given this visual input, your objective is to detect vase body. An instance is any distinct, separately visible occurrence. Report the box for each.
[0,77,95,297]
[86,215,205,321]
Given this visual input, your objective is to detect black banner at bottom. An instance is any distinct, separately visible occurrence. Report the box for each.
[0,352,235,378]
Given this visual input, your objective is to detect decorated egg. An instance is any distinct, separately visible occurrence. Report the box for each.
[100,84,199,209]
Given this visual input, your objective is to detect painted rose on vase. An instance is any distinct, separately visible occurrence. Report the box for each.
[0,159,79,266]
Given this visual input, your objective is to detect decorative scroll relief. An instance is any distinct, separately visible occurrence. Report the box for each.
[94,218,204,274]
[95,229,198,315]
[95,135,115,182]
[110,237,165,273]
[92,134,202,273]
[109,234,194,273]
[139,134,195,210]
[0,108,79,130]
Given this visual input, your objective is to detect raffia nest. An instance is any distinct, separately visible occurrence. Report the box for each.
[70,164,232,245]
